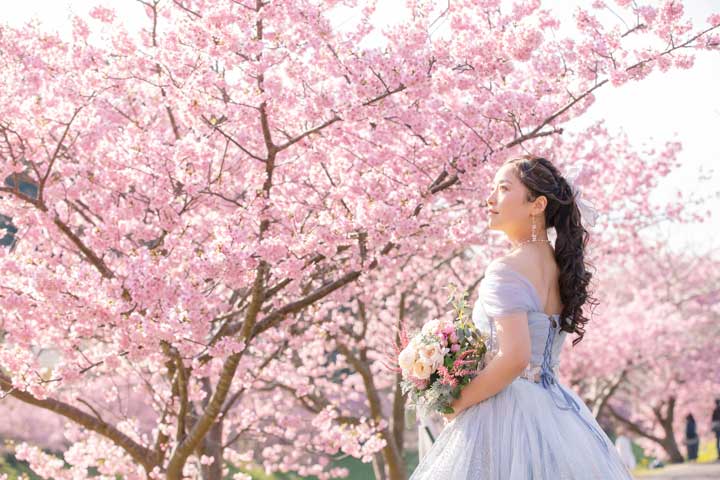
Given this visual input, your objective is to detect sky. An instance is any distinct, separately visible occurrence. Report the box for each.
[4,0,719,255]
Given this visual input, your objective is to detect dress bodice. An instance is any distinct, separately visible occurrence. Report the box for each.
[471,260,569,371]
[466,260,613,455]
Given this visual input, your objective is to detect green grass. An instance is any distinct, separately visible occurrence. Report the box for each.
[0,453,42,480]
[632,440,718,476]
[228,449,420,480]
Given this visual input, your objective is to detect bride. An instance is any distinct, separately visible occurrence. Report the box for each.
[409,156,633,479]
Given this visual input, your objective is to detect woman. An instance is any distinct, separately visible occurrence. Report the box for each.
[712,398,720,461]
[615,434,637,470]
[685,413,699,461]
[409,156,633,479]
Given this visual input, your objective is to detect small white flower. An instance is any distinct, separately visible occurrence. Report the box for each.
[421,319,440,336]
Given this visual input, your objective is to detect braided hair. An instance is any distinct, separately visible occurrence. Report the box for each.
[504,155,598,345]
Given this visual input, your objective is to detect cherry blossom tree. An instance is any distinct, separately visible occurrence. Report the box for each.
[561,240,720,463]
[0,0,718,478]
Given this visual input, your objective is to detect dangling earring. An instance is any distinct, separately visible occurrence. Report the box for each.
[531,215,537,241]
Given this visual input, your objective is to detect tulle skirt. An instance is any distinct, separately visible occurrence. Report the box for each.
[409,378,634,480]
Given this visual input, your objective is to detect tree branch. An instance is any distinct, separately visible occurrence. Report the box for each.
[165,261,267,478]
[607,403,663,444]
[0,374,158,472]
[248,269,362,339]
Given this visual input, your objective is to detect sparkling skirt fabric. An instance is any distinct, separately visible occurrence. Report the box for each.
[409,377,633,479]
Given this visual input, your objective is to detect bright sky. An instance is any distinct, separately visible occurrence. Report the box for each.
[4,0,719,255]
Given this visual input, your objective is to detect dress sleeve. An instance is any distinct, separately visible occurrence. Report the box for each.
[478,261,536,318]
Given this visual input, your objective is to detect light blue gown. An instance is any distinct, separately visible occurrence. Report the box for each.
[409,261,634,479]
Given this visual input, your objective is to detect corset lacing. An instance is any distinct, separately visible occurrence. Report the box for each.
[528,316,611,454]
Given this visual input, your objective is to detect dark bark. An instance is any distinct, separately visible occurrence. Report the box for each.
[608,395,684,463]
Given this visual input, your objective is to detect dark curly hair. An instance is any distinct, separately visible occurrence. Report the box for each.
[505,155,598,345]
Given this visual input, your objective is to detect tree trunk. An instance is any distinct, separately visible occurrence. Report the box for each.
[591,369,627,419]
[378,427,407,480]
[201,420,224,480]
[335,342,408,480]
[660,435,685,464]
[391,371,406,453]
[391,294,407,453]
[656,397,684,463]
[372,452,388,480]
[608,395,684,464]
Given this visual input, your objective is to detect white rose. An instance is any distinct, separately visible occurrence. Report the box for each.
[411,357,434,379]
[398,345,417,372]
[417,342,441,360]
[430,348,447,369]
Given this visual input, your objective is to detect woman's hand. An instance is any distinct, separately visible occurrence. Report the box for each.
[442,396,464,423]
[442,410,458,423]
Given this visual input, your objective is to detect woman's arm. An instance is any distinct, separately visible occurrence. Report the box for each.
[446,311,531,417]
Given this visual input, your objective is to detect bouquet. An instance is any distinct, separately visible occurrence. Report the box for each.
[397,285,488,416]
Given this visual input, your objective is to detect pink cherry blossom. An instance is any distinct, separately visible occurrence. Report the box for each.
[0,1,717,478]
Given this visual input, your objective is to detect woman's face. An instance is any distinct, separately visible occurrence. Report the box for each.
[485,163,540,235]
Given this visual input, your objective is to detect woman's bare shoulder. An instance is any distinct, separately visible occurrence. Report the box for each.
[493,249,541,279]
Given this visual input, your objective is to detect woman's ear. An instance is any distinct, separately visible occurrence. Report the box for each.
[532,195,547,215]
